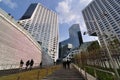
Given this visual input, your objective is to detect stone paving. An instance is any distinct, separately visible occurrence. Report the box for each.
[42,66,85,80]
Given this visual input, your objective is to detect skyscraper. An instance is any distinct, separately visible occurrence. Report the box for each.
[82,0,120,48]
[19,3,59,61]
[60,24,83,48]
[69,24,83,48]
[59,24,83,59]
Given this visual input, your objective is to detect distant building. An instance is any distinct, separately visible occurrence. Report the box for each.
[62,41,100,63]
[59,24,83,59]
[60,24,83,48]
[19,3,59,61]
[59,43,72,59]
[0,8,42,69]
[80,41,100,52]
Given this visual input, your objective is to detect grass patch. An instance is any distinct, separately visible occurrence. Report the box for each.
[85,66,94,76]
[96,70,114,80]
[0,65,61,80]
[85,66,114,80]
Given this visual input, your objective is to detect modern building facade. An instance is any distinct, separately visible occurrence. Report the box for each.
[60,24,83,48]
[69,24,83,48]
[19,3,59,61]
[82,0,120,48]
[59,24,83,59]
[65,41,99,60]
[82,0,120,69]
[0,8,42,70]
[59,43,72,59]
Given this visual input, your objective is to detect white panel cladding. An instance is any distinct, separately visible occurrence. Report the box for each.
[82,0,120,48]
[0,13,42,70]
[19,3,59,61]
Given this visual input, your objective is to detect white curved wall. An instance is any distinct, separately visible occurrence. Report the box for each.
[0,10,42,70]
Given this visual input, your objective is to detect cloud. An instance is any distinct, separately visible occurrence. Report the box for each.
[56,0,96,42]
[0,0,2,2]
[80,0,92,4]
[56,0,92,29]
[2,0,17,9]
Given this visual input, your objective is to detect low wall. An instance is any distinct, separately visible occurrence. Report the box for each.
[72,64,96,80]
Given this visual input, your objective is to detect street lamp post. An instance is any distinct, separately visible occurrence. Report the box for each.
[89,16,120,80]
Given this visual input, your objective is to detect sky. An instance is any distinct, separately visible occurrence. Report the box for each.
[0,0,98,42]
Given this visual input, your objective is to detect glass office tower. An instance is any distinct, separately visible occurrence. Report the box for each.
[59,24,83,59]
[60,24,83,48]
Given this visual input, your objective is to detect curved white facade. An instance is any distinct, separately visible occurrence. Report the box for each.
[0,8,42,70]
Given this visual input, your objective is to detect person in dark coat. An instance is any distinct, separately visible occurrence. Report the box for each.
[30,59,34,70]
[40,62,42,68]
[26,60,30,69]
[20,59,24,69]
[63,61,66,69]
[66,59,71,69]
[62,58,67,69]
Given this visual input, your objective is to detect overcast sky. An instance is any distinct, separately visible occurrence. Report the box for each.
[0,0,98,42]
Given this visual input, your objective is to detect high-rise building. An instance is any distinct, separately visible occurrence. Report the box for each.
[82,0,120,48]
[59,24,83,59]
[19,3,59,61]
[60,24,83,48]
[68,24,83,48]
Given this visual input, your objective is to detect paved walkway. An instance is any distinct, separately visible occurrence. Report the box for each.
[0,67,41,76]
[0,68,21,76]
[42,66,85,80]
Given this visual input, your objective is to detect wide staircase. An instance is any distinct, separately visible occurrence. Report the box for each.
[0,64,85,80]
[42,65,85,80]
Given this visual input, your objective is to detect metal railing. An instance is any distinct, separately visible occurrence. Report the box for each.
[85,66,115,80]
[73,63,116,80]
[0,63,61,80]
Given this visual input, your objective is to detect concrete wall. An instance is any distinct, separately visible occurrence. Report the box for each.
[0,10,42,70]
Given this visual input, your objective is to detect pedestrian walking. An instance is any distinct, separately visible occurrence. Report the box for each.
[40,62,42,68]
[30,59,34,70]
[20,59,24,69]
[66,59,71,69]
[62,58,67,69]
[54,61,56,65]
[26,60,30,69]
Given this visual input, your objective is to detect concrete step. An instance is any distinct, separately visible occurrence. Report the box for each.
[42,67,85,80]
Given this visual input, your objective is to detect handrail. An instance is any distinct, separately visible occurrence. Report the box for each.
[85,66,115,76]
